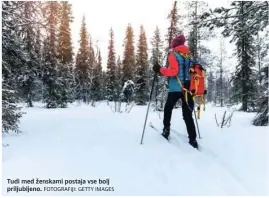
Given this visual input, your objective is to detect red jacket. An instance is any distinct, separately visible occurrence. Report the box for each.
[160,45,190,76]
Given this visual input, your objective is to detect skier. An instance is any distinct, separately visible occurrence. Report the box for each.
[122,80,135,104]
[153,34,198,149]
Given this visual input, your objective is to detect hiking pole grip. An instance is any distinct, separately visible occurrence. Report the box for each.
[140,74,157,144]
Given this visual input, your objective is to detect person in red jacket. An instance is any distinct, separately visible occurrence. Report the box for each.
[153,34,198,149]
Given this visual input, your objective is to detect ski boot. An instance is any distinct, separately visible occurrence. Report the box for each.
[162,127,170,140]
[189,140,198,149]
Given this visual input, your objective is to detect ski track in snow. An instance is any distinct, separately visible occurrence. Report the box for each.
[2,103,269,196]
[149,123,250,195]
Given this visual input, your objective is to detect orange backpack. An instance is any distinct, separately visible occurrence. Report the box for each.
[189,64,206,95]
[189,64,206,119]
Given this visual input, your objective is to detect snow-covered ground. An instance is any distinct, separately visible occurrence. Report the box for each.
[2,102,269,196]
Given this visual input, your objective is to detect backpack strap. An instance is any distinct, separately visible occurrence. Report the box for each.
[172,51,194,110]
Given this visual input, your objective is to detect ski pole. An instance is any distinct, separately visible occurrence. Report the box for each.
[140,73,157,144]
[193,105,201,139]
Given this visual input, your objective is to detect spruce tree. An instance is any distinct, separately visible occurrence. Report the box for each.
[116,56,123,100]
[135,26,149,105]
[231,2,258,111]
[33,27,45,102]
[122,24,135,84]
[201,1,264,111]
[91,49,103,102]
[253,29,268,125]
[255,31,269,89]
[106,28,117,101]
[253,65,268,126]
[206,70,216,103]
[57,1,74,107]
[87,36,97,103]
[75,16,90,103]
[186,1,211,62]
[42,1,63,108]
[18,2,43,107]
[166,1,182,52]
[216,37,227,107]
[58,2,73,65]
[151,26,164,109]
[2,1,25,132]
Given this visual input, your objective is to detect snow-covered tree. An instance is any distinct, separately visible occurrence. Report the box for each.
[2,1,25,132]
[215,37,227,107]
[166,1,183,52]
[57,1,74,107]
[206,70,216,103]
[135,26,149,105]
[42,1,63,108]
[122,24,135,84]
[116,56,123,101]
[151,26,165,110]
[253,65,268,126]
[18,2,43,107]
[75,16,91,103]
[186,1,211,63]
[91,49,103,102]
[106,28,117,101]
[201,1,263,111]
[255,31,269,90]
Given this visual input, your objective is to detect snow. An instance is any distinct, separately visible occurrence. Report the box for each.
[2,102,269,196]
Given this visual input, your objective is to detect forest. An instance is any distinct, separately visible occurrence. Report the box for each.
[2,1,269,134]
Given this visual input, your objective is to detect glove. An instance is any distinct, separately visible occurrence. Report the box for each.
[153,62,161,74]
[204,90,207,95]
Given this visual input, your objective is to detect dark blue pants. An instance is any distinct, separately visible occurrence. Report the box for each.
[163,92,197,141]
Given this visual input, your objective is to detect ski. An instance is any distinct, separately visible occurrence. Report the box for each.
[149,122,220,157]
[149,122,170,142]
[149,121,200,151]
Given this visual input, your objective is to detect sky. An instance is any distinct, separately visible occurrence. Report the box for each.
[70,0,235,73]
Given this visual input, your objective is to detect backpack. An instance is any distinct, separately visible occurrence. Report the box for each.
[189,63,206,119]
[189,63,206,96]
[173,51,207,119]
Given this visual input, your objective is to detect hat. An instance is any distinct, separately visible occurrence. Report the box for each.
[171,34,186,48]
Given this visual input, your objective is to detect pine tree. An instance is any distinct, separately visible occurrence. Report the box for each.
[18,2,43,107]
[91,49,103,102]
[231,2,258,111]
[255,31,269,89]
[2,1,25,132]
[135,26,149,105]
[151,26,165,109]
[58,2,73,65]
[186,1,211,62]
[206,70,216,103]
[201,1,263,111]
[42,1,63,108]
[33,27,45,102]
[122,24,135,84]
[216,37,227,107]
[106,28,117,101]
[253,28,269,125]
[166,1,182,52]
[101,71,107,100]
[116,56,123,100]
[253,65,268,126]
[57,1,74,107]
[87,36,97,103]
[75,16,90,103]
